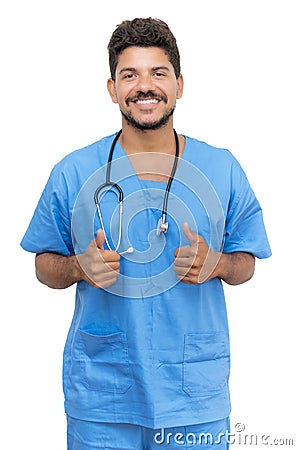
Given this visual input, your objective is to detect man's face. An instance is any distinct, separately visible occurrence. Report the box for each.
[107,46,183,130]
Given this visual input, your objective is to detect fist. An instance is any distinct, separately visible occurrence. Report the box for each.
[76,229,120,288]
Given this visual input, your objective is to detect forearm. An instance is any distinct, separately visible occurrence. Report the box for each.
[215,251,255,285]
[35,253,83,289]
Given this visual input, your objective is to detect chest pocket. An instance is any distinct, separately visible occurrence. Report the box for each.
[78,330,132,393]
[183,332,230,397]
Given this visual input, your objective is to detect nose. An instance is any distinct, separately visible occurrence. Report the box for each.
[135,73,155,93]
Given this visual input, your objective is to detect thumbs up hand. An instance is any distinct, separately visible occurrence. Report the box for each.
[173,222,221,284]
[76,229,120,288]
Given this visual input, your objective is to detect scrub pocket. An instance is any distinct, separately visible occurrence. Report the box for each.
[183,332,230,397]
[78,330,132,393]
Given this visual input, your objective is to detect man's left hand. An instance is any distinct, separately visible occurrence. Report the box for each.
[173,222,221,284]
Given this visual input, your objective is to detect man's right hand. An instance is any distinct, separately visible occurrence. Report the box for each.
[77,229,120,288]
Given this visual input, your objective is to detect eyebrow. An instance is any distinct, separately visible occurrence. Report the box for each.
[119,67,137,75]
[118,66,171,75]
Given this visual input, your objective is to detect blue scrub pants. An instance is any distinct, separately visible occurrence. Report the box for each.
[67,416,230,449]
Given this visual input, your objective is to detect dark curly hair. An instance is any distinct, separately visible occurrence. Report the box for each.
[108,17,180,81]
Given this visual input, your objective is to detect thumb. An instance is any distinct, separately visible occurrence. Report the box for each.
[182,222,199,245]
[95,229,106,250]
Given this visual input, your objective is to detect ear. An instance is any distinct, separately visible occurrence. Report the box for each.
[176,74,184,99]
[107,78,118,104]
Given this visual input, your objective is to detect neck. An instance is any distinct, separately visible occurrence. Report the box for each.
[119,121,177,155]
[117,121,185,182]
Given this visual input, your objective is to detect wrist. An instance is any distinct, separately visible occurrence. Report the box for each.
[198,250,224,283]
[213,252,228,280]
[71,254,87,283]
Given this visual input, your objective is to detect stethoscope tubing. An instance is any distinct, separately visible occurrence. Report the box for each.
[161,129,179,219]
[93,129,180,251]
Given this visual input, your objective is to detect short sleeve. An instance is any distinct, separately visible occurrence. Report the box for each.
[223,160,271,259]
[20,165,74,255]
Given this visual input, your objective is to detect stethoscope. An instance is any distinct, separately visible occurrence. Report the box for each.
[94,129,180,254]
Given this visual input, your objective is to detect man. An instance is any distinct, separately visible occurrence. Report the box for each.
[21,17,271,450]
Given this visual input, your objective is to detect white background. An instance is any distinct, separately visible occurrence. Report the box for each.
[1,0,296,448]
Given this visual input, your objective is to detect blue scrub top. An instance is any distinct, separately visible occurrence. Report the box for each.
[21,133,271,428]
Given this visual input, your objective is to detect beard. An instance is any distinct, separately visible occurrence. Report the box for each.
[120,92,176,131]
[120,90,176,131]
[120,105,175,131]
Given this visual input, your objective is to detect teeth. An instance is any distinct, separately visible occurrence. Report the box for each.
[136,99,159,105]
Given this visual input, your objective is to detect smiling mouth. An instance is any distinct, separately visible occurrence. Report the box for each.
[127,91,167,106]
[135,98,159,105]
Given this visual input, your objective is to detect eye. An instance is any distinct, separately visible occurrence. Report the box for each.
[123,73,137,80]
[153,71,166,77]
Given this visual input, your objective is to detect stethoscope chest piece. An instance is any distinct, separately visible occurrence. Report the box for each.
[157,216,169,236]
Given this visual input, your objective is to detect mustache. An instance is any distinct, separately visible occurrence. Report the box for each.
[126,91,167,105]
